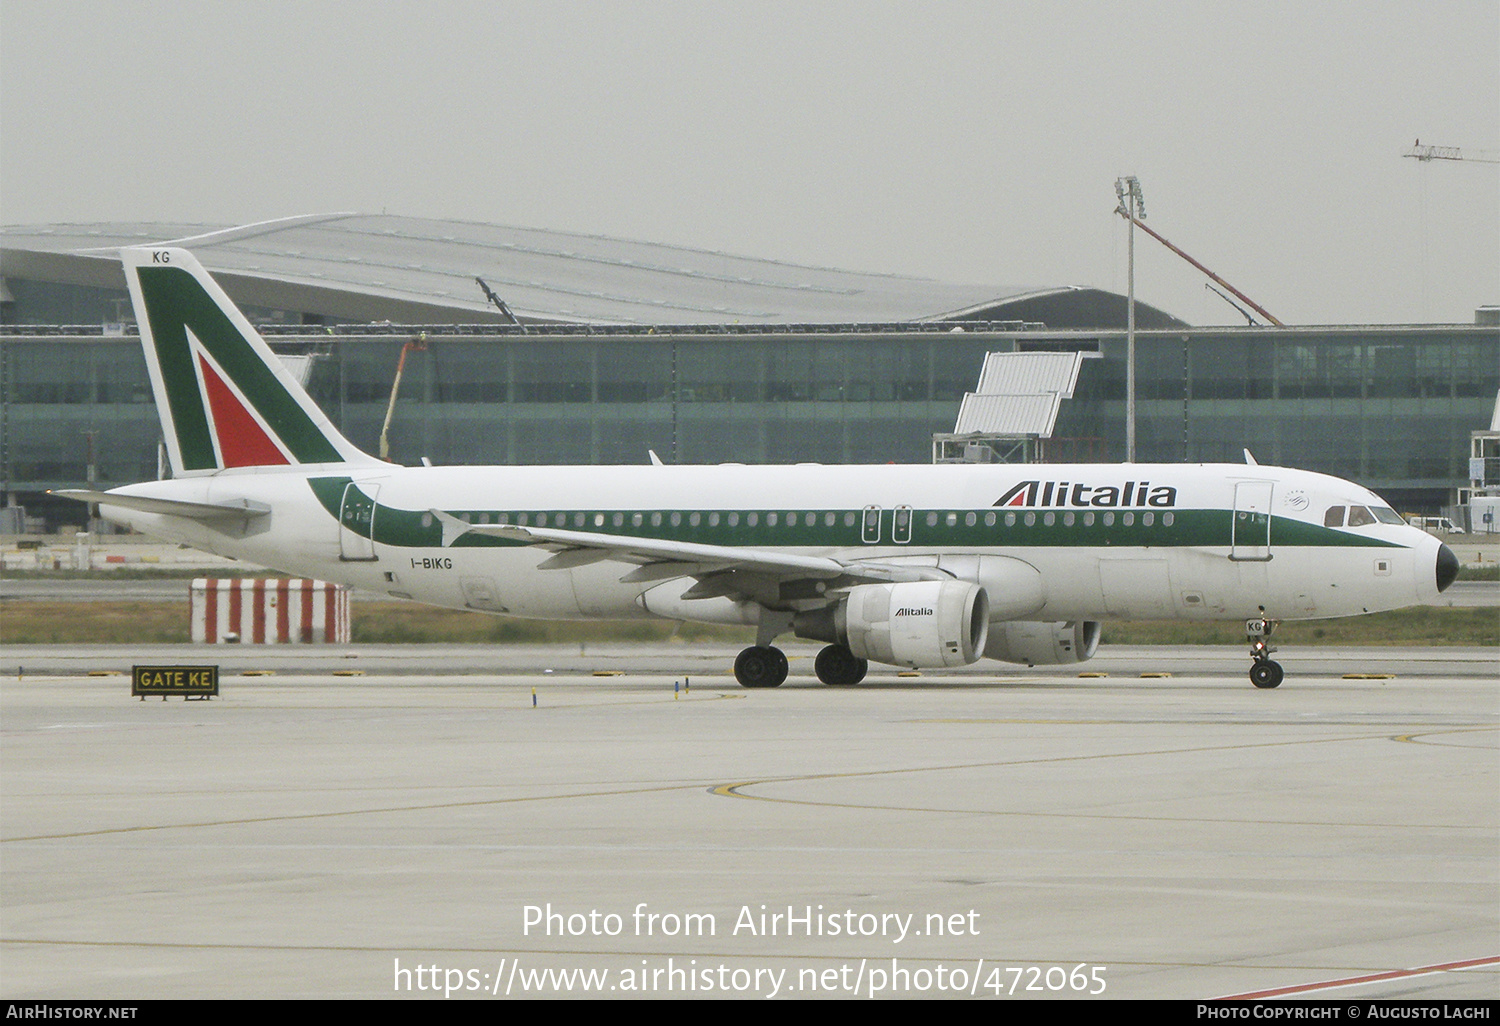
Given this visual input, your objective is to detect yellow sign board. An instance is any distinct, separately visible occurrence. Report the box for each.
[132,665,219,699]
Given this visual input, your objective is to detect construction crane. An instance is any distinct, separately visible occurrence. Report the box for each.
[379,333,428,462]
[1114,205,1285,327]
[1404,139,1500,164]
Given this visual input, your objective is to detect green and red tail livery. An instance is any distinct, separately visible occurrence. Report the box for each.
[122,247,374,475]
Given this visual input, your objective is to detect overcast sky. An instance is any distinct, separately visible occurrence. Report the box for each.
[2,1,1496,326]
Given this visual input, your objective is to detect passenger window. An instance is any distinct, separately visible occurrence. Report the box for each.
[1347,506,1377,527]
[1324,506,1345,527]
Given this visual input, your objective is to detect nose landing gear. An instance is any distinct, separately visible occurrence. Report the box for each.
[1246,617,1284,688]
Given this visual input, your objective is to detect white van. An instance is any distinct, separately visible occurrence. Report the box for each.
[1405,516,1465,535]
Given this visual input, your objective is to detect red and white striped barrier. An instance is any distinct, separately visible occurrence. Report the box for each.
[191,579,350,644]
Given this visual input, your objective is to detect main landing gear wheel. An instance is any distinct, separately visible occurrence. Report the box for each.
[814,644,868,686]
[734,645,788,688]
[1245,615,1284,689]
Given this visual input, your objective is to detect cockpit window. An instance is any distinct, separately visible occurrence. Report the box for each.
[1324,506,1345,527]
[1371,506,1404,525]
[1347,506,1377,527]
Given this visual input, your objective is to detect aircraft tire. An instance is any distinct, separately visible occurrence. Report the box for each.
[735,645,788,688]
[815,645,868,686]
[1250,660,1284,689]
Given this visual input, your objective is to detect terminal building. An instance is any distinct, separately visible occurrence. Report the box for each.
[2,214,1496,529]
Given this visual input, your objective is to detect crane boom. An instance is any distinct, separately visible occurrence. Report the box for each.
[1404,140,1500,164]
[1119,214,1284,327]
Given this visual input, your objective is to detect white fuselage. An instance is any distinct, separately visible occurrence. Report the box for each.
[98,461,1446,632]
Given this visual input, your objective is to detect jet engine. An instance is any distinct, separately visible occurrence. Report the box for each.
[795,580,989,668]
[983,620,1101,666]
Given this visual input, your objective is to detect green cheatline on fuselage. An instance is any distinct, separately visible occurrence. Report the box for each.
[307,478,1403,553]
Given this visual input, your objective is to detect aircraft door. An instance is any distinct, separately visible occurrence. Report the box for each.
[892,505,913,544]
[338,481,380,561]
[1230,481,1274,561]
[862,505,882,544]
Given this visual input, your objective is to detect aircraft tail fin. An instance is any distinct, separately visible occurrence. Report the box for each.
[122,247,377,476]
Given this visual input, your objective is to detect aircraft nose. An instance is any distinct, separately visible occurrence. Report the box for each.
[1435,543,1458,593]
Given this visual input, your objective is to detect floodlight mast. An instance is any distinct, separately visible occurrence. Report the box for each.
[1114,176,1145,463]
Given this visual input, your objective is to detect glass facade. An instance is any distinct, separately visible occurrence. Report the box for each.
[2,322,1495,526]
[1046,326,1498,508]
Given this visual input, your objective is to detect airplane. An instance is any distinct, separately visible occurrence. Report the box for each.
[57,247,1459,689]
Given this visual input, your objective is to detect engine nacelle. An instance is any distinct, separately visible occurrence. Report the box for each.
[983,620,1101,666]
[796,580,989,668]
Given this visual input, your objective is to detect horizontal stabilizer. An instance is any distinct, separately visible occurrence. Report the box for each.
[52,489,271,521]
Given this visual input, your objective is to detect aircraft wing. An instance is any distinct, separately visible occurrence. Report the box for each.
[429,509,947,600]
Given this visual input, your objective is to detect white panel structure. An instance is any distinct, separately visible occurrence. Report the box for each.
[191,578,350,644]
[974,351,1085,398]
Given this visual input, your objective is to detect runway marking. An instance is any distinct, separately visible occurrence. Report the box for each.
[1215,954,1500,999]
[0,780,715,843]
[5,722,1489,841]
[1391,727,1498,747]
[709,727,1499,825]
[1,688,744,720]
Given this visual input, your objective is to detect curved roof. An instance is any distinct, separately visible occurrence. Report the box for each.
[0,213,1185,327]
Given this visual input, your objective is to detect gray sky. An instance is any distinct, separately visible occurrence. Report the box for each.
[2,0,1496,326]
